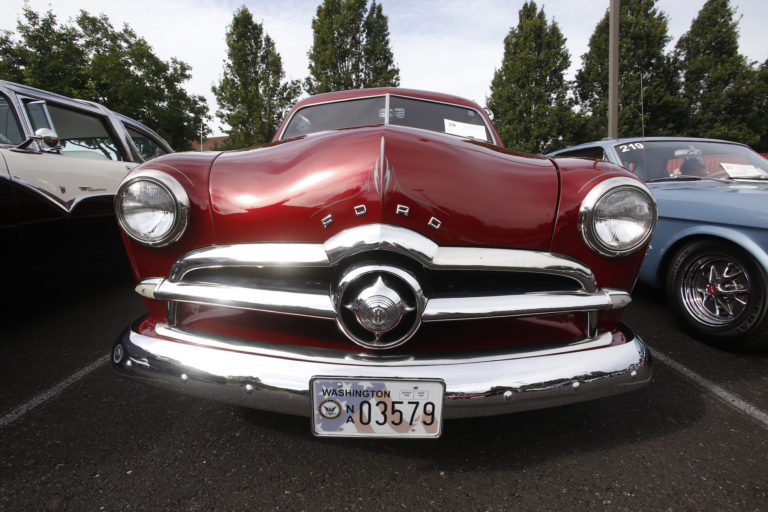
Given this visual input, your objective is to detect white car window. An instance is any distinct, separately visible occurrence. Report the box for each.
[0,95,24,145]
[45,103,126,161]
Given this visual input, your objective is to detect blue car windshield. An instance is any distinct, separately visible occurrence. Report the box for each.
[612,140,768,182]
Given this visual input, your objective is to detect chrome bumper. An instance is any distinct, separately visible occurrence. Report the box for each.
[112,320,652,419]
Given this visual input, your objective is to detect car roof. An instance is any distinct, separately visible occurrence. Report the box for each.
[0,79,104,112]
[0,79,161,137]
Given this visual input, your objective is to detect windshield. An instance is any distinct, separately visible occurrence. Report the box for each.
[612,140,768,182]
[282,94,492,143]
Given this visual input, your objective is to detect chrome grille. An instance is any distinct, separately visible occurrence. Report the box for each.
[137,224,631,348]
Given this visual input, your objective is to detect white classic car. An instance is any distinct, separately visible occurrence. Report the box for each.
[0,80,172,273]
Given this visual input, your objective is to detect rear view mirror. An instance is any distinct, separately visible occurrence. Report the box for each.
[674,146,702,157]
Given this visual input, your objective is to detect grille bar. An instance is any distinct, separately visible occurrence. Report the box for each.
[154,280,336,319]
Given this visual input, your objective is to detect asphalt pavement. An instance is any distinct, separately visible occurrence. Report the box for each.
[1,262,766,511]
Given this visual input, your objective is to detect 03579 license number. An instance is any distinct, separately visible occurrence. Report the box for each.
[311,378,444,438]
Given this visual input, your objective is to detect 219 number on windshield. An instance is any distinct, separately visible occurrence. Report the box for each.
[619,143,644,152]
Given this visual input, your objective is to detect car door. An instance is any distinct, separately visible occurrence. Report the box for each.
[4,98,138,266]
[5,99,138,211]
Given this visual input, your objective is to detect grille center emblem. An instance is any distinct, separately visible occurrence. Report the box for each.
[346,277,411,334]
[335,266,424,350]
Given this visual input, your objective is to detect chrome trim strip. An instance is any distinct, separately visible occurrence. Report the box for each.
[154,281,336,319]
[166,225,596,292]
[114,321,652,419]
[138,277,628,324]
[422,290,628,321]
[324,224,438,265]
[154,323,614,366]
[384,93,390,126]
[135,278,163,299]
[6,175,116,214]
[169,243,330,281]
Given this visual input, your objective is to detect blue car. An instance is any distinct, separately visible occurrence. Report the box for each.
[549,137,768,350]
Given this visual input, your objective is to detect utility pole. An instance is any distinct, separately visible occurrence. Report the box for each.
[608,0,619,139]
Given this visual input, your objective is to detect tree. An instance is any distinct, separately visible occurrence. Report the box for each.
[362,1,400,88]
[0,6,209,151]
[487,1,574,153]
[212,7,301,149]
[675,0,763,147]
[0,7,88,97]
[306,0,399,94]
[0,31,24,83]
[76,12,210,150]
[574,0,682,141]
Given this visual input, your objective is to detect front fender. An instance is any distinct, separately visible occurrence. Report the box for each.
[638,219,768,287]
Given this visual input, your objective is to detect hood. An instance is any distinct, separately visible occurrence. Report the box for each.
[209,126,559,249]
[650,179,768,229]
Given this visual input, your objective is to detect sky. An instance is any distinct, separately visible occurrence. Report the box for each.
[2,0,766,136]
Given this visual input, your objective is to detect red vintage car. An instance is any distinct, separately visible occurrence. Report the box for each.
[112,88,656,438]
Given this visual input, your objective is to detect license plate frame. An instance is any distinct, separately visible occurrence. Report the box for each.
[310,377,444,438]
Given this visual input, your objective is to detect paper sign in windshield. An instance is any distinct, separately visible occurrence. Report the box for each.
[444,119,487,141]
[720,163,768,179]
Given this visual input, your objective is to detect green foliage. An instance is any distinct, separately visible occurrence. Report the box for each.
[487,1,574,153]
[574,0,683,141]
[306,0,399,94]
[2,8,89,96]
[362,1,400,88]
[675,0,764,148]
[212,7,301,149]
[0,31,24,83]
[0,5,209,151]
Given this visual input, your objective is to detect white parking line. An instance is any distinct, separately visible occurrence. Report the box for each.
[650,348,768,429]
[0,355,109,428]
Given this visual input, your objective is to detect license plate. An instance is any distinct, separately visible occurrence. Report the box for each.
[310,377,444,438]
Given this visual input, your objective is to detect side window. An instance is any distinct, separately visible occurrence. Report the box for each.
[0,95,24,145]
[556,146,606,160]
[46,103,126,161]
[23,100,53,132]
[125,126,168,161]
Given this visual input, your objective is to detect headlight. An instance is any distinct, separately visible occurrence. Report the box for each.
[115,170,190,247]
[579,177,656,257]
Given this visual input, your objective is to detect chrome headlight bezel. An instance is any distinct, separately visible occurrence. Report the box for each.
[579,177,657,257]
[114,170,190,248]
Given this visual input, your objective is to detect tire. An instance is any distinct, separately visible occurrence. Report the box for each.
[666,239,768,351]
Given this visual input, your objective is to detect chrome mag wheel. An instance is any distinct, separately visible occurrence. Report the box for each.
[679,255,750,327]
[667,239,768,350]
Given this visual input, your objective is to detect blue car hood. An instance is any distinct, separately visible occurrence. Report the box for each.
[649,179,768,229]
